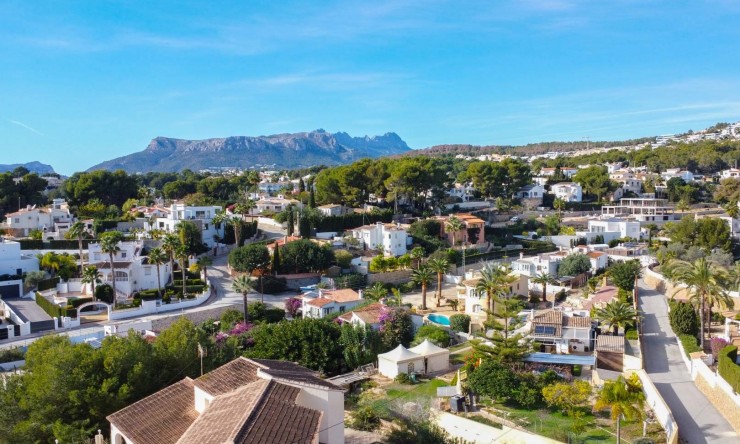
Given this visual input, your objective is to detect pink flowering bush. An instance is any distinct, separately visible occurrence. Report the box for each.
[711,337,730,360]
[230,322,253,336]
[285,297,302,318]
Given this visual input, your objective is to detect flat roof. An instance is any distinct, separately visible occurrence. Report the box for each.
[523,352,595,366]
[3,298,53,323]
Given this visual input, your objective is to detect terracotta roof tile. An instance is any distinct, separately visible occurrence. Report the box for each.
[596,335,625,352]
[107,379,198,444]
[563,315,592,328]
[193,357,260,396]
[306,297,334,308]
[321,288,361,303]
[338,302,385,325]
[250,358,340,390]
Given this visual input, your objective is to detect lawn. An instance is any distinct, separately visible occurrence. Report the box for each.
[481,401,665,444]
[448,341,471,352]
[357,378,448,420]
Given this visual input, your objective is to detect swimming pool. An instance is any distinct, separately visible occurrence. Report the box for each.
[427,313,451,326]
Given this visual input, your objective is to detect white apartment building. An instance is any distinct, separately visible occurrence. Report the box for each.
[4,198,74,238]
[351,222,409,257]
[550,182,583,202]
[154,203,222,248]
[510,251,568,277]
[88,240,172,297]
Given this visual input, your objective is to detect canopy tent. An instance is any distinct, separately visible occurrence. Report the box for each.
[408,339,451,374]
[377,344,424,379]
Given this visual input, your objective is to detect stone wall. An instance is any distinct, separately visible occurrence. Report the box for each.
[693,364,740,433]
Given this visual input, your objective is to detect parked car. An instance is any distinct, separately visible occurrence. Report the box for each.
[509,216,521,222]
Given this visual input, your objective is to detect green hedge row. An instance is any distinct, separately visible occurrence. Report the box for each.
[718,345,740,393]
[68,297,93,309]
[35,292,63,318]
[173,279,204,286]
[19,239,96,250]
[37,277,60,292]
[315,209,393,233]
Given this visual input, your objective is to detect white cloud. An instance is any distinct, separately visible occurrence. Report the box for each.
[8,119,43,136]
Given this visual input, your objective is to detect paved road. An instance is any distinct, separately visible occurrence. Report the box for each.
[638,279,737,443]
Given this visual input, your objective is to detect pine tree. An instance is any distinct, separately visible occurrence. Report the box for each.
[272,245,281,275]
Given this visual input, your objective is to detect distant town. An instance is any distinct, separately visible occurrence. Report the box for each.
[1,120,740,443]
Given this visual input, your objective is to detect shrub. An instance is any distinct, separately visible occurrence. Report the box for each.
[625,329,639,340]
[394,373,411,384]
[95,284,115,304]
[259,276,287,295]
[347,406,381,432]
[718,345,739,393]
[555,289,567,303]
[335,249,353,269]
[412,324,450,347]
[678,334,701,354]
[37,277,60,292]
[68,297,94,309]
[711,337,730,361]
[449,314,471,333]
[670,302,699,337]
[35,292,62,318]
[0,347,25,364]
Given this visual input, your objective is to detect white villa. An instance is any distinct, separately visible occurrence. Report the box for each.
[584,218,641,243]
[0,239,39,298]
[661,168,695,183]
[3,198,74,238]
[153,203,222,248]
[301,288,363,319]
[255,196,302,214]
[529,309,595,354]
[550,182,583,202]
[88,240,172,297]
[351,222,409,257]
[510,251,568,277]
[459,270,529,317]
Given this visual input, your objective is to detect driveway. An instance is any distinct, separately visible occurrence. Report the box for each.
[638,280,737,443]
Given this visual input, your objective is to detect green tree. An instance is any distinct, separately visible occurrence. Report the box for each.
[175,244,189,299]
[271,244,281,274]
[246,318,343,375]
[412,324,450,347]
[81,266,101,300]
[194,255,213,281]
[445,216,465,248]
[573,165,610,201]
[531,271,556,305]
[669,301,699,337]
[542,380,592,417]
[232,275,253,323]
[161,233,181,282]
[427,257,449,308]
[100,231,123,307]
[410,246,425,269]
[339,323,381,370]
[229,244,270,302]
[558,253,591,276]
[608,260,643,292]
[467,359,520,403]
[363,282,388,301]
[665,257,730,349]
[147,247,167,299]
[280,239,334,273]
[66,221,88,275]
[176,220,205,255]
[594,300,638,335]
[594,375,645,444]
[411,265,435,310]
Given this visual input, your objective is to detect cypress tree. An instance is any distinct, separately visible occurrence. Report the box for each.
[272,245,282,275]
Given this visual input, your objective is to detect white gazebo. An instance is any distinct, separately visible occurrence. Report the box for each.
[409,339,451,374]
[377,344,424,379]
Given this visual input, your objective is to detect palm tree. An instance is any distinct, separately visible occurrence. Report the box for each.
[445,216,465,248]
[196,255,213,282]
[410,247,425,269]
[553,197,566,220]
[475,265,510,317]
[176,244,189,300]
[531,271,556,306]
[666,257,729,349]
[162,233,180,283]
[594,300,638,335]
[67,221,87,275]
[427,258,449,307]
[100,232,123,308]
[594,375,645,444]
[233,274,252,323]
[411,265,435,310]
[147,247,167,299]
[364,282,388,301]
[80,266,100,300]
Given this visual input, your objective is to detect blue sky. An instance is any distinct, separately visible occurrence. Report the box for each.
[2,1,740,175]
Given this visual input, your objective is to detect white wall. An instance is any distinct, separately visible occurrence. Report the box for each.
[632,370,679,443]
[295,386,345,444]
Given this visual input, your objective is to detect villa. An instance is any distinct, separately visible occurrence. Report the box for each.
[88,240,171,297]
[3,198,74,238]
[350,222,409,257]
[301,288,363,319]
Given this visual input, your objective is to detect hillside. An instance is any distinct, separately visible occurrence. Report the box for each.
[87,130,410,173]
[0,161,55,175]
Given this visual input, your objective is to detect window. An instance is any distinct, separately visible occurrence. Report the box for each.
[534,325,557,335]
[145,267,152,276]
[120,252,127,258]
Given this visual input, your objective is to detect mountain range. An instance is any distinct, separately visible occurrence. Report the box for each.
[87,130,410,173]
[0,161,56,175]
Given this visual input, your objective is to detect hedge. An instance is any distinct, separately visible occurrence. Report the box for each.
[37,277,60,292]
[173,279,205,286]
[19,239,96,250]
[35,292,63,318]
[678,334,701,355]
[68,297,93,309]
[314,209,393,233]
[718,345,740,393]
[0,274,22,282]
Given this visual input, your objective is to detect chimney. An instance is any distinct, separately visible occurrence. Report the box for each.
[519,251,524,260]
[358,289,364,299]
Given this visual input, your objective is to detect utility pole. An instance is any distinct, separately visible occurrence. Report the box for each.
[197,343,206,376]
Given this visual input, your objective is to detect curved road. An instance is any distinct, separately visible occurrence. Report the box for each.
[638,279,737,443]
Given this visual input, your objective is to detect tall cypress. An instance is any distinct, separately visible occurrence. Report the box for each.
[272,245,281,275]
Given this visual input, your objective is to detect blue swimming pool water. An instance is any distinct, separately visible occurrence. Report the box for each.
[427,313,451,326]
